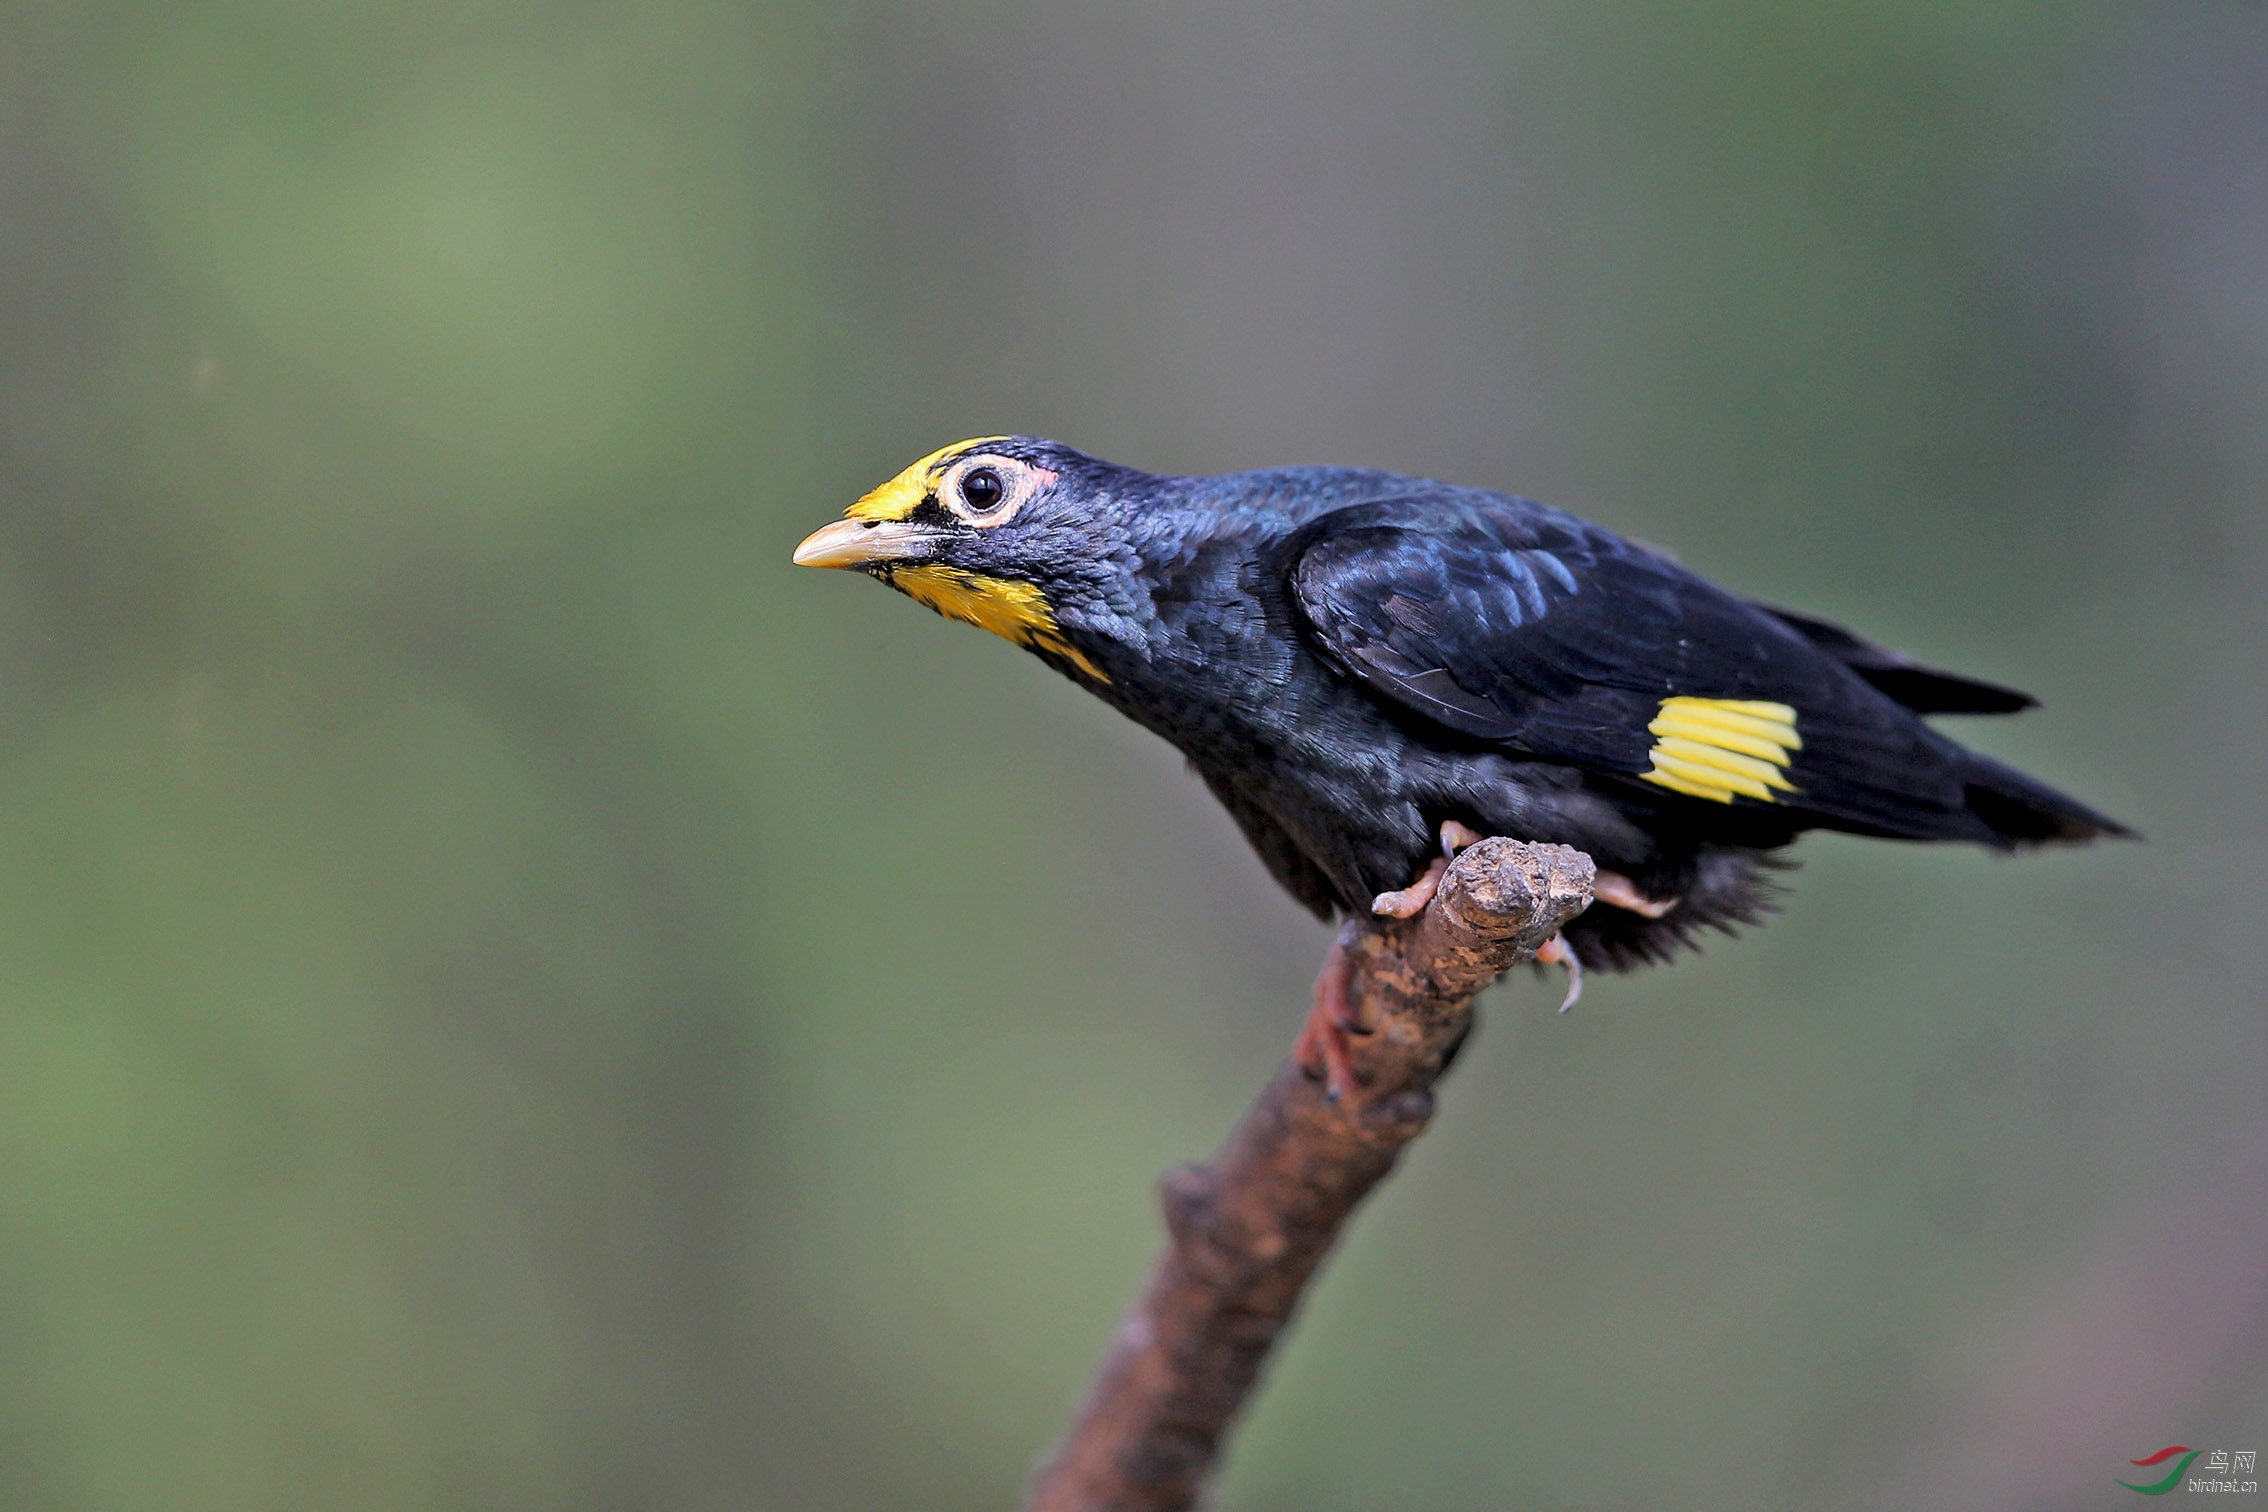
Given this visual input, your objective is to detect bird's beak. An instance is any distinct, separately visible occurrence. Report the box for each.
[792,518,944,570]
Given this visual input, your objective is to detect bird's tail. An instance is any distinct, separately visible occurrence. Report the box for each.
[1959,750,2135,846]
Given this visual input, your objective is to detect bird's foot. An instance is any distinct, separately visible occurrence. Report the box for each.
[1591,869,1679,918]
[1292,941,1366,1101]
[1372,820,1496,917]
[1371,855,1449,919]
[1536,933,1584,1013]
[1383,823,1594,1013]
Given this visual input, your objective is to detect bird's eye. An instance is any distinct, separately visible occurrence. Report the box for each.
[938,454,1051,526]
[960,468,1006,512]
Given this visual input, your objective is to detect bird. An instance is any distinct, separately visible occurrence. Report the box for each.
[794,437,2131,1097]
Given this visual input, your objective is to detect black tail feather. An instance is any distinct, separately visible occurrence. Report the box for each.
[1961,751,2136,846]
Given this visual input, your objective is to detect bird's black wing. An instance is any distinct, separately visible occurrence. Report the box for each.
[1285,494,2000,839]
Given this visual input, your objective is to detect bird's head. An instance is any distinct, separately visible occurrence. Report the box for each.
[793,436,1138,681]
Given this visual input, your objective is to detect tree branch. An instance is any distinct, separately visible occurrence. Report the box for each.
[1023,838,1596,1512]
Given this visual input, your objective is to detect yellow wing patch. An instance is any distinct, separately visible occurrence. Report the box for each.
[847,436,1011,521]
[1640,697,1800,804]
[889,564,1109,683]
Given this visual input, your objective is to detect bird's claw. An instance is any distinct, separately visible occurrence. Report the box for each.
[1439,818,1485,859]
[1535,932,1583,1013]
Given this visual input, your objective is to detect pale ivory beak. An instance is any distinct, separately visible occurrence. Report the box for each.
[792,518,942,569]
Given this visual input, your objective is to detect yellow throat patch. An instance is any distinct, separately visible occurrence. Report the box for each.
[848,437,1010,522]
[888,564,1109,683]
[1640,697,1801,804]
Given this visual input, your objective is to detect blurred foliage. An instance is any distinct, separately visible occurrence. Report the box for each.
[1,2,2262,1509]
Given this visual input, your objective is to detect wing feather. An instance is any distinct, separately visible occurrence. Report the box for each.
[1288,494,1990,838]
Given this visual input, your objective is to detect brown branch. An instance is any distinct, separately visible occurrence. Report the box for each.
[1023,838,1596,1512]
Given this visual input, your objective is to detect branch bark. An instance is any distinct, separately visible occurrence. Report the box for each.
[1023,838,1596,1512]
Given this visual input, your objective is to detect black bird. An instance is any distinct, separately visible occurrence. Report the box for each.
[795,437,2129,1093]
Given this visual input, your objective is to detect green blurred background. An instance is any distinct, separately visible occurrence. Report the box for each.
[2,2,2262,1508]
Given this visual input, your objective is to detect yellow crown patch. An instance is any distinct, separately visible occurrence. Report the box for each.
[847,437,1010,522]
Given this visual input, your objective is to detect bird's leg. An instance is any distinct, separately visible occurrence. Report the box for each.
[1535,933,1584,1013]
[1292,940,1365,1101]
[1371,855,1449,920]
[1591,870,1679,919]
